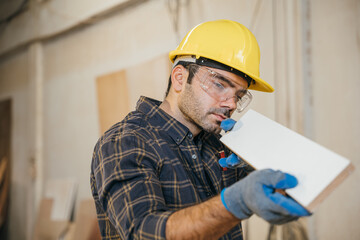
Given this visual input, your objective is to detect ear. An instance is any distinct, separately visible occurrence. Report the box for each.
[171,65,186,92]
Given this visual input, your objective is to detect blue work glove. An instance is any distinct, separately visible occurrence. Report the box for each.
[221,169,311,224]
[220,118,237,132]
[219,119,251,169]
[218,153,249,169]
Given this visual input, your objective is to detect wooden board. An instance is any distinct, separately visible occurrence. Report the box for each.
[125,54,172,109]
[96,54,172,135]
[72,199,100,240]
[220,109,355,211]
[0,157,9,228]
[33,198,69,240]
[96,70,130,134]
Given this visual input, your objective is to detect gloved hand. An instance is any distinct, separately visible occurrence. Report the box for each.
[220,118,237,132]
[221,169,311,224]
[219,119,250,169]
[218,153,247,168]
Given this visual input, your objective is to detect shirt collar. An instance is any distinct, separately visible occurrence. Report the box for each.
[136,96,192,145]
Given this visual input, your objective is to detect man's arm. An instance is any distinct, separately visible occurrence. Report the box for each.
[166,169,311,239]
[166,195,240,240]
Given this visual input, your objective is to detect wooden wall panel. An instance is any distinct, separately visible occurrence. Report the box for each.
[96,70,130,134]
[126,54,172,109]
[96,54,171,135]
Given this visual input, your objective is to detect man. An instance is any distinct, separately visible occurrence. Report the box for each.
[91,19,310,240]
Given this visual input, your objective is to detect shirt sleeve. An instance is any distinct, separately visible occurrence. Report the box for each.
[92,129,173,240]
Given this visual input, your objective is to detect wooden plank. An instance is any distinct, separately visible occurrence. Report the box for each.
[33,198,69,240]
[0,157,8,185]
[125,54,172,108]
[72,199,100,240]
[96,70,130,134]
[0,157,9,228]
[96,54,171,134]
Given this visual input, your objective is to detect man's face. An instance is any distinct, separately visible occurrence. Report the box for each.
[178,66,249,134]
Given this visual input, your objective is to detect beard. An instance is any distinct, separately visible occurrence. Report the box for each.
[178,84,231,134]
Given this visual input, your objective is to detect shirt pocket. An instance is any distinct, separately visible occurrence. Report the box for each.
[160,163,201,209]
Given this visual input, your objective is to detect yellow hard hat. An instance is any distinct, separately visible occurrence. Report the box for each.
[169,19,274,92]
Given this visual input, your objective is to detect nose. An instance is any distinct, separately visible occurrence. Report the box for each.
[219,96,237,111]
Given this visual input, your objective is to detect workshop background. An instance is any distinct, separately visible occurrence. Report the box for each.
[0,0,359,239]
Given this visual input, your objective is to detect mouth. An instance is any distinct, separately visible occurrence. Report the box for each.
[212,113,227,122]
[208,108,231,124]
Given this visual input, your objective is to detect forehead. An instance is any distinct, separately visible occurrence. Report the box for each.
[206,66,248,89]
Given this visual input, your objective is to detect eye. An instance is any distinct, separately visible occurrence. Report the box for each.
[236,91,247,100]
[212,80,225,90]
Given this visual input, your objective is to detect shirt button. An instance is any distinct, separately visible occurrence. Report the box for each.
[188,133,193,139]
[206,192,212,197]
[191,154,197,159]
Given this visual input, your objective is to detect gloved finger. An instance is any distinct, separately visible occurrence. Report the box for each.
[274,173,298,189]
[263,186,311,216]
[269,192,311,216]
[259,169,298,189]
[219,154,247,168]
[219,154,241,168]
[220,118,237,131]
[226,153,242,167]
[218,158,228,168]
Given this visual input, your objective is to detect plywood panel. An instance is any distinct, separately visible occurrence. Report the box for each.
[33,198,69,240]
[96,54,171,135]
[126,54,172,109]
[96,70,130,134]
[72,199,101,240]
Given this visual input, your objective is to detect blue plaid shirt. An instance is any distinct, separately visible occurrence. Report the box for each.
[91,96,247,239]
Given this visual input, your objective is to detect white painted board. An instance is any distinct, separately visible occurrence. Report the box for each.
[220,109,354,210]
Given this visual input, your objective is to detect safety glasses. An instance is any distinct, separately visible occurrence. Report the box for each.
[190,65,253,112]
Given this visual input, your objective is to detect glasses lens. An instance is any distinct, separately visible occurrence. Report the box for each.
[236,91,252,112]
[200,69,233,99]
[192,66,253,112]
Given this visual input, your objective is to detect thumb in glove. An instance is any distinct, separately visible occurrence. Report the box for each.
[220,118,237,132]
[219,119,250,169]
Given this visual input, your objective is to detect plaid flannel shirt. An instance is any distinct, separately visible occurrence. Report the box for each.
[91,96,247,240]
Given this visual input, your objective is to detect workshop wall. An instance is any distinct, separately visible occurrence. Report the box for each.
[0,0,359,239]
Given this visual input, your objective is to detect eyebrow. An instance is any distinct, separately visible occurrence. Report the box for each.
[210,69,247,94]
[216,74,236,88]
